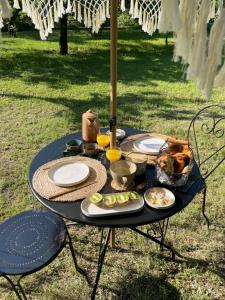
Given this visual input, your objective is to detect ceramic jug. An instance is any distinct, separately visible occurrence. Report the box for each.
[82,109,100,142]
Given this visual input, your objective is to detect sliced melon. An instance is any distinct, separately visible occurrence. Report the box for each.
[117,193,129,206]
[104,195,117,208]
[119,193,129,201]
[89,193,103,205]
[129,191,140,201]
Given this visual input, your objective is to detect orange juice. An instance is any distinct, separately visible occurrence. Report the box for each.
[97,134,110,148]
[106,147,122,162]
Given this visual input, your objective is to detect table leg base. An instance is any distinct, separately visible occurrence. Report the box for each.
[91,228,111,300]
[129,226,181,261]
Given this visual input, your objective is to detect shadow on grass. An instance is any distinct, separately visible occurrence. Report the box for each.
[10,29,172,43]
[2,91,204,129]
[181,256,225,280]
[161,253,225,281]
[115,273,181,300]
[0,31,184,89]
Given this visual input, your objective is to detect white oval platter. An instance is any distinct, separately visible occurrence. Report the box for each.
[81,194,144,218]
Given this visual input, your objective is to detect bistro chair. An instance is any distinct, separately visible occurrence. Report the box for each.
[0,209,86,299]
[187,104,225,227]
[152,104,224,250]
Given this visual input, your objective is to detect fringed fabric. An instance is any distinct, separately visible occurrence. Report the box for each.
[173,0,197,64]
[199,8,225,99]
[7,0,159,40]
[187,0,211,81]
[0,0,12,19]
[215,62,225,88]
[121,0,125,12]
[9,0,219,40]
[0,0,12,45]
[128,0,161,35]
[158,0,180,33]
[13,0,20,9]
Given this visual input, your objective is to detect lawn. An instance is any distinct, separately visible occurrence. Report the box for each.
[0,29,224,300]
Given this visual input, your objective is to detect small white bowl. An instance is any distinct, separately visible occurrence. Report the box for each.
[144,187,175,209]
[106,129,126,140]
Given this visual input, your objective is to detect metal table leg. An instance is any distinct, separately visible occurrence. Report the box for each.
[91,228,112,300]
[129,226,181,260]
[158,219,170,252]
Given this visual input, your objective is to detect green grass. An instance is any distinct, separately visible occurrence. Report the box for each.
[0,30,224,300]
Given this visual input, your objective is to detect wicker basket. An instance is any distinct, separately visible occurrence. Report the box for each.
[156,144,194,187]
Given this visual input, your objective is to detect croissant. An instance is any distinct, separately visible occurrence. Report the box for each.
[157,153,169,170]
[172,153,190,173]
[168,143,183,153]
[158,137,192,174]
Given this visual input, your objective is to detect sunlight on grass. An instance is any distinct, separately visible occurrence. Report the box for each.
[0,30,224,300]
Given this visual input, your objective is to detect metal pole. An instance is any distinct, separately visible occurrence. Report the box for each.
[109,0,118,148]
[109,0,118,248]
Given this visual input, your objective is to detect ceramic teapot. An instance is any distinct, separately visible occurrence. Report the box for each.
[82,109,100,142]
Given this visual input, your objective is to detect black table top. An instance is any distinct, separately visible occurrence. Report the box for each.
[29,128,204,228]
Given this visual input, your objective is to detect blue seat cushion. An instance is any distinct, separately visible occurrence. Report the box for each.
[0,210,67,275]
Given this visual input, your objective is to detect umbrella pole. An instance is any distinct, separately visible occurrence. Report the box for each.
[109,0,118,248]
[109,0,118,148]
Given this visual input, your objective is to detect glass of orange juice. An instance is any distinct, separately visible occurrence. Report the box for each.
[106,147,122,162]
[97,132,110,149]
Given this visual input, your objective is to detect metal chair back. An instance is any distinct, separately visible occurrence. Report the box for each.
[187,104,225,180]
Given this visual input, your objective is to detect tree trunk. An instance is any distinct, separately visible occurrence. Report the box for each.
[59,14,68,55]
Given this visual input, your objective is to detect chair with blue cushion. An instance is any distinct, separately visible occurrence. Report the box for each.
[0,209,86,299]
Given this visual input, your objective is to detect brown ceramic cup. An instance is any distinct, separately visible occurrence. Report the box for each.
[110,160,137,189]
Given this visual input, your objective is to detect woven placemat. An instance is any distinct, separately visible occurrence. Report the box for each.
[120,133,170,165]
[32,156,107,202]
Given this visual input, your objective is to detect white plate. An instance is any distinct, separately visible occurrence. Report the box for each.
[106,129,126,140]
[133,136,167,154]
[144,187,175,210]
[48,162,90,187]
[81,194,144,217]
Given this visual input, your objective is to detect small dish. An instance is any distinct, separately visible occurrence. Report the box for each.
[106,129,126,140]
[66,139,83,151]
[48,162,90,187]
[82,143,99,156]
[133,136,167,155]
[144,187,175,209]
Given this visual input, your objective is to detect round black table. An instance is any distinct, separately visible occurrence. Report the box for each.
[28,128,204,299]
[29,128,203,227]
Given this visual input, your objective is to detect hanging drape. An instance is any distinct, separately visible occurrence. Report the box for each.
[1,0,225,99]
[6,0,220,39]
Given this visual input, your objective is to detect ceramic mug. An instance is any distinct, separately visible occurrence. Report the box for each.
[110,160,137,189]
[126,153,148,175]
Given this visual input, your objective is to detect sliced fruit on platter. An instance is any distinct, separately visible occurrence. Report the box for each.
[104,195,117,208]
[117,193,130,206]
[88,191,141,208]
[89,193,103,205]
[129,191,140,200]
